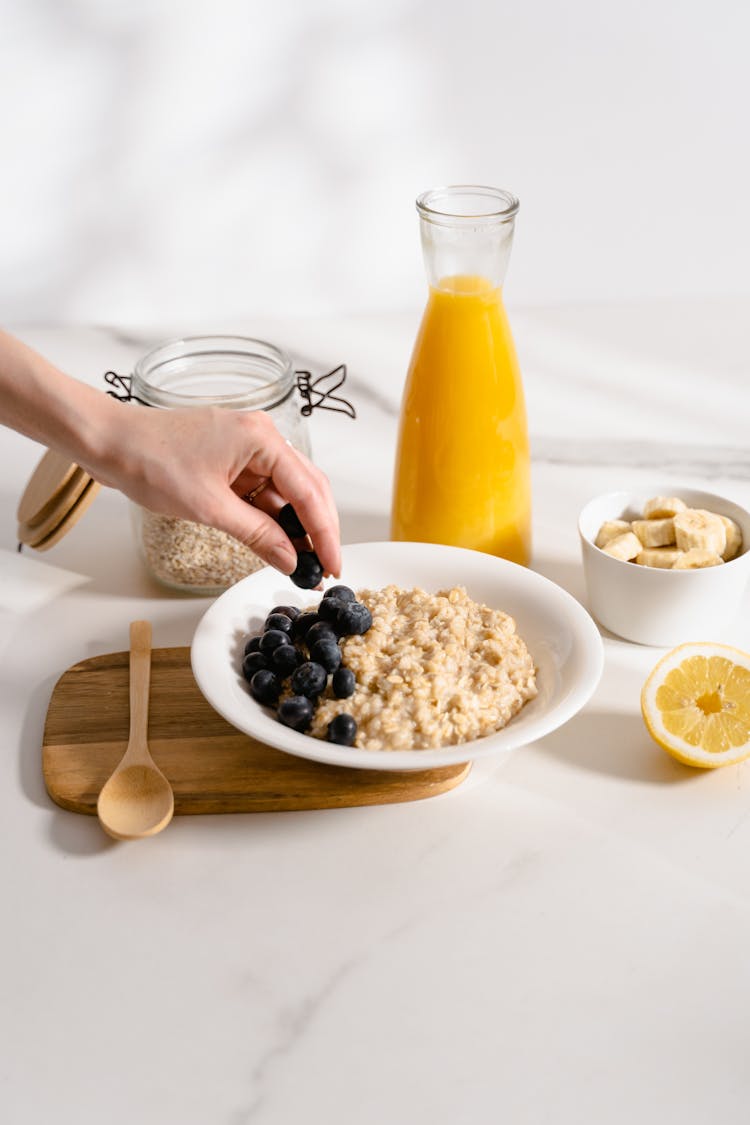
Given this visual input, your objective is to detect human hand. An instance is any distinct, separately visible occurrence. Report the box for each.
[90,403,341,577]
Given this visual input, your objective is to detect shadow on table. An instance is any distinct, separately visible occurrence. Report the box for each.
[536,709,699,785]
[532,554,587,604]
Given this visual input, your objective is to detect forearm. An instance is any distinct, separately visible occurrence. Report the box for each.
[0,329,340,575]
[0,330,120,478]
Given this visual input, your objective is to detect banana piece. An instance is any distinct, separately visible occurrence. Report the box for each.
[636,547,684,568]
[672,549,724,569]
[595,519,631,548]
[673,509,727,555]
[719,515,743,561]
[602,531,642,561]
[632,517,675,548]
[643,496,687,519]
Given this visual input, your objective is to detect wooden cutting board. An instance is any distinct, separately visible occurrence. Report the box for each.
[43,647,471,815]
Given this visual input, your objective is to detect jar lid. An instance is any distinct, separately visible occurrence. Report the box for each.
[17,448,101,551]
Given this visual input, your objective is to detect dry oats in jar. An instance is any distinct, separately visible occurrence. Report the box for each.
[130,336,312,594]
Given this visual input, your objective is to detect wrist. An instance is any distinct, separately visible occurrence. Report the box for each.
[66,385,135,489]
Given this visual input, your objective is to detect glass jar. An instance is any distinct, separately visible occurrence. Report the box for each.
[130,335,312,594]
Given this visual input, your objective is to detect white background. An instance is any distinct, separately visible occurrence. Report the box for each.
[1,0,749,327]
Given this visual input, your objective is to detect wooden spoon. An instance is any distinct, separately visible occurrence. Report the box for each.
[97,621,174,840]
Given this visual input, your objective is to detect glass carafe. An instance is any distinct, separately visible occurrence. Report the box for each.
[391,185,531,565]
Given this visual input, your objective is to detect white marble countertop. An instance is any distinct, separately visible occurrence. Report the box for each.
[3,302,750,1124]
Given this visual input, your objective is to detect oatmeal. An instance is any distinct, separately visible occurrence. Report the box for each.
[311,584,537,750]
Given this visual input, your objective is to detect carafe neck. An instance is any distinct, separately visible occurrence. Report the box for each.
[417,185,518,292]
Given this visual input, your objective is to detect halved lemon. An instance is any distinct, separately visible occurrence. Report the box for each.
[641,642,750,768]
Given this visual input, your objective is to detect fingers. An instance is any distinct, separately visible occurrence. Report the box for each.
[214,491,298,574]
[240,420,341,578]
[289,445,341,553]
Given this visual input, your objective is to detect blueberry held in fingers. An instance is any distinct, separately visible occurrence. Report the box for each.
[278,503,306,539]
[278,695,314,732]
[291,551,324,590]
[327,713,357,746]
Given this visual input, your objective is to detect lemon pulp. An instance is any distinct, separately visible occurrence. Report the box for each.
[641,644,750,768]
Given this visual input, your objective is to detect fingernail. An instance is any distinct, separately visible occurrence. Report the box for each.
[271,546,296,575]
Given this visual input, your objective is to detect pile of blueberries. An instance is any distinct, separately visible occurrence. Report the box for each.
[241,584,373,746]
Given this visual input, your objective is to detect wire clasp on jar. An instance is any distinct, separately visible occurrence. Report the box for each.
[103,365,356,419]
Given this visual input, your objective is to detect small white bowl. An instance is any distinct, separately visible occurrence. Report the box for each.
[579,487,750,646]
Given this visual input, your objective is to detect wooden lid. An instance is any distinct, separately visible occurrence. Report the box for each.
[24,479,101,550]
[17,448,100,549]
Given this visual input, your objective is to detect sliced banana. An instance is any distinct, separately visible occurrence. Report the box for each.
[595,519,631,548]
[719,515,743,561]
[591,496,743,569]
[642,496,687,519]
[602,531,642,561]
[632,517,675,548]
[636,547,684,568]
[673,509,727,554]
[672,549,724,569]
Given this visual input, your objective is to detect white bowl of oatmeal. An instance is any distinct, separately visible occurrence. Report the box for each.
[191,542,604,771]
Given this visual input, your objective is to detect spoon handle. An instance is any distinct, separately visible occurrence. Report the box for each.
[127,620,152,757]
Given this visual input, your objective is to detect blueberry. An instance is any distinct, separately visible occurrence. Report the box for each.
[291,551,324,590]
[259,628,289,654]
[327,713,357,746]
[278,503,306,539]
[244,635,262,655]
[291,661,327,698]
[336,601,373,636]
[291,611,320,642]
[332,666,355,699]
[242,651,268,680]
[324,585,356,604]
[277,695,314,733]
[306,620,337,649]
[310,638,342,674]
[264,612,293,635]
[271,604,300,620]
[318,597,344,625]
[272,644,302,678]
[249,669,281,706]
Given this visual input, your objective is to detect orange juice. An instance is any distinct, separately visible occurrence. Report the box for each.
[391,274,531,564]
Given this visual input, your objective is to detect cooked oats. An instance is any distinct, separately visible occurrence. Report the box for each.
[312,584,537,750]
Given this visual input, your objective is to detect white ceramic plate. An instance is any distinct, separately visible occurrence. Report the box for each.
[191,542,604,771]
